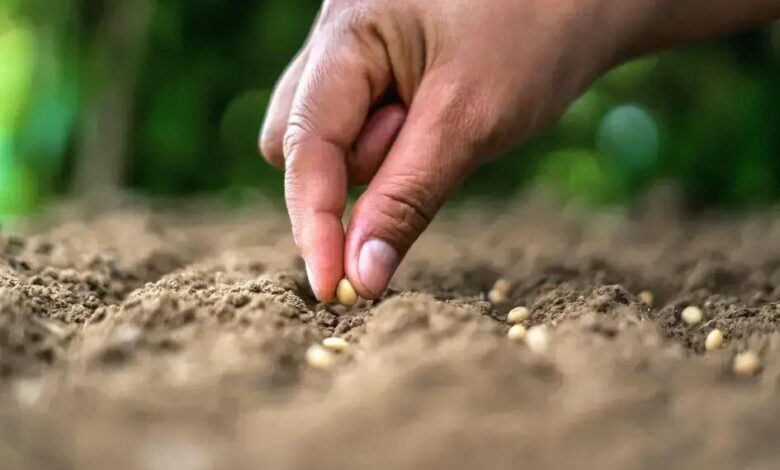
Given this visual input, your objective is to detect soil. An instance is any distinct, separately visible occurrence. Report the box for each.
[2,194,780,469]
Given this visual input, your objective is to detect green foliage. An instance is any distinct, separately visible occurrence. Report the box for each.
[2,1,780,215]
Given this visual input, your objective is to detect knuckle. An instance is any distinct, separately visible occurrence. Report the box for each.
[441,83,492,146]
[374,171,437,242]
[282,108,318,162]
[432,78,507,160]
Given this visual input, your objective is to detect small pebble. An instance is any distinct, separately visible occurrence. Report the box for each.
[733,351,761,377]
[506,306,530,324]
[638,290,654,306]
[525,325,549,354]
[705,329,724,351]
[336,279,358,307]
[507,324,527,341]
[681,306,703,326]
[322,337,349,353]
[305,345,335,370]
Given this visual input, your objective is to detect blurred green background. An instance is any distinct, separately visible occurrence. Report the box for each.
[1,0,779,217]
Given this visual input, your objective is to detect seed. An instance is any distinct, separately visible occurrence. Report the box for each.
[638,290,654,306]
[488,289,508,305]
[13,379,43,408]
[488,278,512,305]
[506,306,530,324]
[681,306,703,326]
[336,278,358,307]
[705,329,724,351]
[493,278,512,294]
[305,345,335,370]
[507,324,527,341]
[733,351,761,377]
[525,325,549,354]
[322,336,349,353]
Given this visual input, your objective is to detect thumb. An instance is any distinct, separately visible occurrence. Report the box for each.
[344,77,483,298]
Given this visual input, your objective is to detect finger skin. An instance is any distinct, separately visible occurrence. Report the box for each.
[283,32,389,301]
[259,49,309,168]
[271,0,780,302]
[344,78,477,299]
[348,103,407,186]
[260,52,405,182]
[285,137,348,302]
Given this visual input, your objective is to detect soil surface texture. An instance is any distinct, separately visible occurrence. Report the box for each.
[2,196,780,469]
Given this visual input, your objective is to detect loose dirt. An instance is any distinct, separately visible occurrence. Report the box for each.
[2,195,780,469]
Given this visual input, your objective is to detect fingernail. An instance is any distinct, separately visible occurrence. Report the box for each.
[304,258,317,292]
[358,239,399,297]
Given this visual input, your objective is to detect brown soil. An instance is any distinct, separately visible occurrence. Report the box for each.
[2,195,780,469]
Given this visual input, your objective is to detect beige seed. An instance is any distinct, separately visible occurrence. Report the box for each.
[493,278,512,294]
[507,324,527,341]
[681,306,703,326]
[488,288,508,305]
[305,345,335,370]
[705,329,724,351]
[507,306,530,324]
[322,336,349,353]
[336,278,358,307]
[525,325,549,354]
[733,351,761,377]
[638,290,654,306]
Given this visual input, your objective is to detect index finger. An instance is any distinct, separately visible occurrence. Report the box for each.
[284,32,389,301]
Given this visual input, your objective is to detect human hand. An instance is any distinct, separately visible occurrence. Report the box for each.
[260,0,780,302]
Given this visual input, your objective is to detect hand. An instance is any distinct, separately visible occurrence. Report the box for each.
[260,0,780,302]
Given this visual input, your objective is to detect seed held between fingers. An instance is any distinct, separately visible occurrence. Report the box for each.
[507,306,530,324]
[705,329,724,351]
[336,278,358,307]
[322,337,349,353]
[681,306,703,326]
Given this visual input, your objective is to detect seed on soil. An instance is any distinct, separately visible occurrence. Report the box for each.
[506,306,530,324]
[336,278,358,307]
[113,324,143,346]
[705,329,724,351]
[507,324,527,341]
[681,306,703,326]
[493,278,511,294]
[322,337,349,353]
[488,289,508,305]
[488,278,511,305]
[732,351,761,377]
[305,345,335,370]
[13,379,43,408]
[638,290,654,306]
[525,326,549,354]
